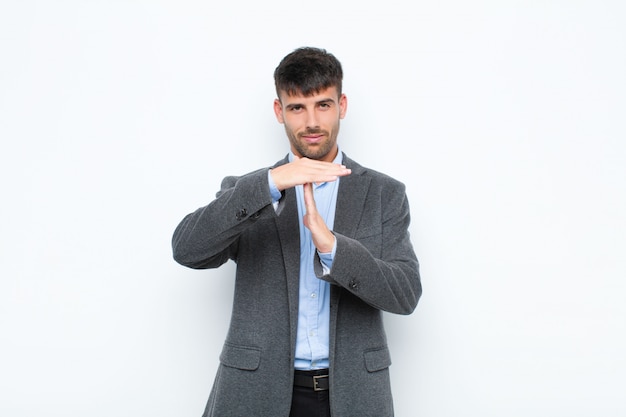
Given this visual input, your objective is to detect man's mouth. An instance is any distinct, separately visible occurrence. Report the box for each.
[300,130,326,144]
[302,134,323,143]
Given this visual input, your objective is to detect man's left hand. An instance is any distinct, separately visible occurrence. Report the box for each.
[302,182,335,253]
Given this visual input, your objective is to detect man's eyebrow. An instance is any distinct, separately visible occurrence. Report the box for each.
[316,98,335,106]
[284,97,336,110]
[284,102,303,110]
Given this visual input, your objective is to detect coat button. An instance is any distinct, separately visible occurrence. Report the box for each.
[349,279,359,290]
[235,208,248,220]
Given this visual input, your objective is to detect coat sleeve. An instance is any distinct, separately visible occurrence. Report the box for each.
[317,179,422,315]
[171,168,277,269]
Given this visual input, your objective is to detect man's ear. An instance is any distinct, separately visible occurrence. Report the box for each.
[339,94,348,119]
[273,99,285,124]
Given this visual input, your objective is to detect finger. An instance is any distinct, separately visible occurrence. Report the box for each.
[302,183,318,214]
[272,158,351,190]
[300,160,351,182]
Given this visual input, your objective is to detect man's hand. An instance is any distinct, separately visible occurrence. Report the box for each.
[270,157,348,253]
[302,182,336,253]
[269,157,351,191]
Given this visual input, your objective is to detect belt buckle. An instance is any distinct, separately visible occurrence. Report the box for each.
[313,374,328,391]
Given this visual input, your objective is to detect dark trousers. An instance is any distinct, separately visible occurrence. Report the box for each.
[289,370,331,417]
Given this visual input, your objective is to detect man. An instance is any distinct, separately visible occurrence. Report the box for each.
[172,47,421,417]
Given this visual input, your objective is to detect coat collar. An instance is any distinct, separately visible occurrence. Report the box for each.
[335,154,370,238]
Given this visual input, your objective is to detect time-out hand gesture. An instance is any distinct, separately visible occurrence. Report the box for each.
[269,157,351,191]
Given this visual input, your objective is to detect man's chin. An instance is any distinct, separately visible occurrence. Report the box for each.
[302,147,329,160]
[293,140,336,161]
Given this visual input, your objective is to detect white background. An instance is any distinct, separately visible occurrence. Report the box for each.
[1,1,625,416]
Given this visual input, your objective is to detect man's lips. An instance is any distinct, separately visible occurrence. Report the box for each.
[301,133,324,144]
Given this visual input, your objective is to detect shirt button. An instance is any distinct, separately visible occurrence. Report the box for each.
[310,293,317,298]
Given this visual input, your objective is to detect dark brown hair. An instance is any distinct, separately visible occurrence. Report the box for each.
[274,47,343,98]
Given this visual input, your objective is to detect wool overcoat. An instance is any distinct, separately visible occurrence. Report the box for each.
[172,153,421,417]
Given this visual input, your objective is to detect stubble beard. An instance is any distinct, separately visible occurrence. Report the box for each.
[287,126,340,161]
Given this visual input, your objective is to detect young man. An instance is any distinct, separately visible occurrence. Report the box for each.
[172,47,421,417]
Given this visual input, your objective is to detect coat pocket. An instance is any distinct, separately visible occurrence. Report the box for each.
[363,345,392,373]
[219,342,261,371]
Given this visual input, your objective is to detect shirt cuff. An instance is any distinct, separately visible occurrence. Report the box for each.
[267,169,282,205]
[317,237,336,275]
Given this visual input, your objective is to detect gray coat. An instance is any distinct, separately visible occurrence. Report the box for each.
[172,153,421,417]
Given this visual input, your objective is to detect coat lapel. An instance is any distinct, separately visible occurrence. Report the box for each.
[275,186,301,304]
[273,158,302,354]
[334,154,370,238]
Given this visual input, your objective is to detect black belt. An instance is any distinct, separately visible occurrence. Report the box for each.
[294,370,329,391]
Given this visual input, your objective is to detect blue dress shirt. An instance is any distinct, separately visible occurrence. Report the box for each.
[268,150,342,370]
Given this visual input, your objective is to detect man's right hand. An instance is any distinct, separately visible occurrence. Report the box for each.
[269,157,352,191]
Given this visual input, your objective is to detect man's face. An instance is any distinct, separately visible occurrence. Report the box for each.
[273,86,347,162]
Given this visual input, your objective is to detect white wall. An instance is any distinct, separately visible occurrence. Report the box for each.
[1,1,624,416]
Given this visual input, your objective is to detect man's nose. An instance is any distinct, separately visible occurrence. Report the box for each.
[305,109,319,129]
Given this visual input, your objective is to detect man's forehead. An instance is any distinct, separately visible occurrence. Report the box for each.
[279,86,339,102]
